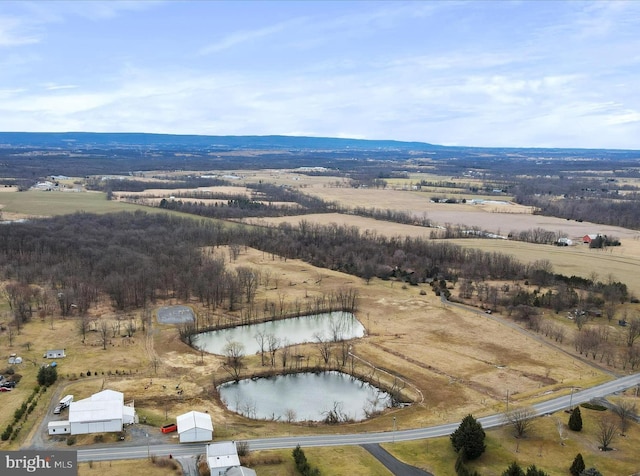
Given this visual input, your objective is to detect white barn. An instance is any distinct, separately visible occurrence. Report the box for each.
[177,410,213,443]
[44,349,66,359]
[69,389,136,435]
[206,441,240,475]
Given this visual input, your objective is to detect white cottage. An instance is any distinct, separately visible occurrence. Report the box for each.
[206,441,240,475]
[68,389,136,435]
[177,410,213,443]
[44,349,66,359]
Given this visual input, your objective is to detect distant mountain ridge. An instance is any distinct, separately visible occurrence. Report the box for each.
[0,132,441,151]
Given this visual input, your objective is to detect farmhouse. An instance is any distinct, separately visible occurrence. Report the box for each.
[177,410,213,443]
[68,389,136,435]
[44,349,66,359]
[205,441,242,475]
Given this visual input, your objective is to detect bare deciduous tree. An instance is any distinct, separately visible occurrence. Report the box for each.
[254,331,267,366]
[612,400,637,436]
[267,334,280,367]
[626,317,640,347]
[596,415,618,451]
[315,333,332,365]
[99,320,109,350]
[77,315,90,343]
[223,340,245,382]
[505,406,536,438]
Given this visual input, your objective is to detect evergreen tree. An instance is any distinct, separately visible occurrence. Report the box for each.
[37,365,58,387]
[568,407,583,431]
[570,453,585,476]
[525,465,548,476]
[502,461,524,476]
[450,414,486,460]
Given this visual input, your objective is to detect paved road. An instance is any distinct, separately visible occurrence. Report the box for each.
[362,444,433,476]
[74,372,640,463]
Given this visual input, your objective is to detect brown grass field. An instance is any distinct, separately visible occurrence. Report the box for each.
[1,173,640,474]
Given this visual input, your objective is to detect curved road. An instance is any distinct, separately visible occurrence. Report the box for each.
[73,372,640,463]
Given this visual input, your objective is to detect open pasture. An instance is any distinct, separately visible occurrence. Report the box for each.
[243,209,640,296]
[0,190,145,219]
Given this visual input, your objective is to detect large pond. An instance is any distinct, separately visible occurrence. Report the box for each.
[192,311,365,355]
[218,371,392,422]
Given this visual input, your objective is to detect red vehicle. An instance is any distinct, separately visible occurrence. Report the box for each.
[161,423,177,434]
[0,387,11,392]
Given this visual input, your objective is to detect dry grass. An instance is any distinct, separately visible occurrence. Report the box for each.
[385,400,640,476]
[0,243,611,450]
[243,209,640,296]
[77,458,180,476]
[245,447,392,476]
[450,238,640,297]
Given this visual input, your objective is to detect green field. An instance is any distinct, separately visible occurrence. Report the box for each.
[0,190,149,216]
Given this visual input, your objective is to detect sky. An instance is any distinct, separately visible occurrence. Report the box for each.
[0,0,639,149]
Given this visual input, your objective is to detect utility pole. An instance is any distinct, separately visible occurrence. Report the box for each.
[392,416,397,443]
[569,386,574,411]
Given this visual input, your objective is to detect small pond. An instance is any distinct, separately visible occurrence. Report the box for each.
[193,311,364,355]
[218,371,392,422]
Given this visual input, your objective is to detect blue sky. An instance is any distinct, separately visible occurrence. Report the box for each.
[0,0,639,149]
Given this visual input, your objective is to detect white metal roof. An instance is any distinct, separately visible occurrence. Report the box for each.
[69,389,127,423]
[69,399,123,423]
[89,389,124,403]
[177,410,213,433]
[206,442,240,470]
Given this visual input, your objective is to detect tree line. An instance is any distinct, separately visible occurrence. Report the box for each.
[0,211,632,324]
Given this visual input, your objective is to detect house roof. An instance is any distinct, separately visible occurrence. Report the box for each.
[206,442,240,470]
[46,349,65,353]
[177,410,213,433]
[225,467,257,476]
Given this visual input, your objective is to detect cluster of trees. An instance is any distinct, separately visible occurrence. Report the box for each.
[450,413,613,476]
[85,176,229,192]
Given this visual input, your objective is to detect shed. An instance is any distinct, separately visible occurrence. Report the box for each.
[583,234,599,244]
[177,410,213,443]
[44,349,66,359]
[47,421,71,435]
[206,441,240,475]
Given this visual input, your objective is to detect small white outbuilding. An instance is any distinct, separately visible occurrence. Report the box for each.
[47,421,71,435]
[177,410,213,443]
[206,441,240,475]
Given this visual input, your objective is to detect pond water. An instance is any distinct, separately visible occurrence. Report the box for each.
[192,311,364,355]
[218,371,392,422]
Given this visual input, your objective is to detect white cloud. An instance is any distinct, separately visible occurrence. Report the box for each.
[0,15,40,47]
[199,18,305,55]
